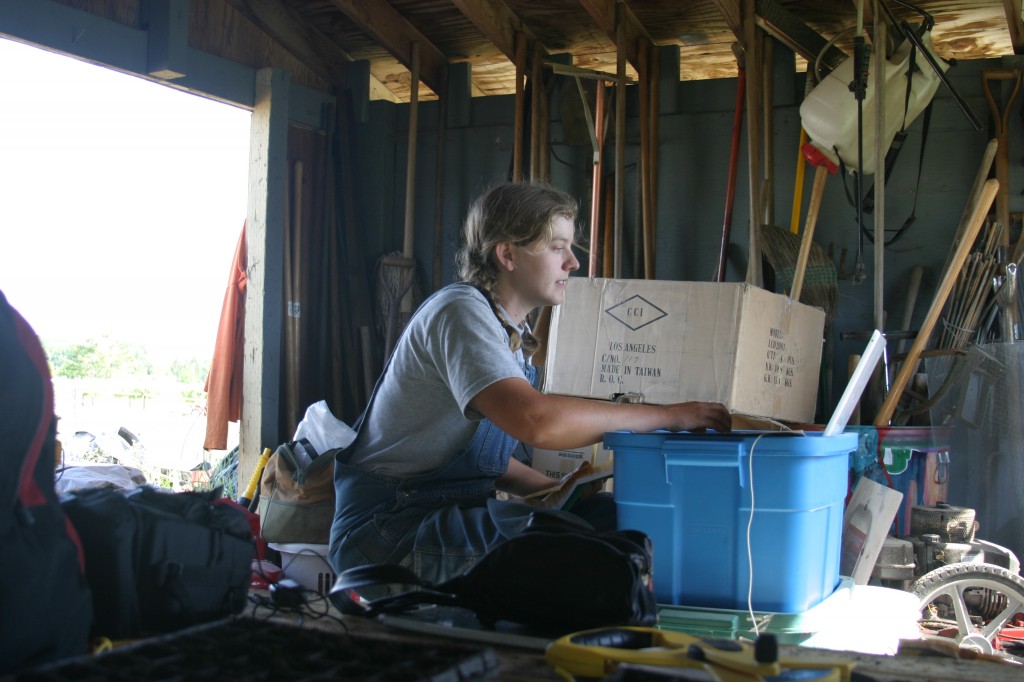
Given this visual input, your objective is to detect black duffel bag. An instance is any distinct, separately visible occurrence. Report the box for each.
[330,513,657,635]
[62,485,255,639]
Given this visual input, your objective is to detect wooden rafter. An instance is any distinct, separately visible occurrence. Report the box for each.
[224,0,402,100]
[716,0,846,75]
[712,0,742,37]
[1004,0,1024,54]
[328,0,447,97]
[450,0,542,64]
[224,0,352,84]
[577,0,654,73]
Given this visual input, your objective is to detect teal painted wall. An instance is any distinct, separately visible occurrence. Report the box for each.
[349,49,1024,420]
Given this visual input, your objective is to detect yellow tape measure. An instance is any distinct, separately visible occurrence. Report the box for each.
[545,627,855,682]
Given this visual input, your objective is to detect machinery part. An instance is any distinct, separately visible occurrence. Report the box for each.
[910,502,977,543]
[873,536,916,590]
[910,534,982,577]
[911,562,1024,663]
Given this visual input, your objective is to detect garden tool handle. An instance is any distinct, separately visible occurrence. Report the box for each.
[875,179,999,426]
[238,447,272,508]
[982,68,1021,249]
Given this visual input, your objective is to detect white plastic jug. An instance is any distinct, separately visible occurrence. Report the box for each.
[800,31,947,174]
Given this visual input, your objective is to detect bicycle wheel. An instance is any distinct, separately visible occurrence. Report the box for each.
[911,562,1024,663]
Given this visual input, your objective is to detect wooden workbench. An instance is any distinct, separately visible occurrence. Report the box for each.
[18,595,1019,681]
[257,598,1022,682]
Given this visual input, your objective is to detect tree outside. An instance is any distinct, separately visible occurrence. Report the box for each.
[48,336,235,492]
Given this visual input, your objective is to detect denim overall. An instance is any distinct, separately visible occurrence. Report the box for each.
[328,290,615,585]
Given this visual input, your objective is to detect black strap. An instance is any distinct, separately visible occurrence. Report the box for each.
[861,40,919,212]
[328,563,462,617]
[858,101,932,246]
[839,43,932,248]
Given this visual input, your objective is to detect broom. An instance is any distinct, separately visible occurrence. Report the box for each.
[759,223,838,326]
[759,222,838,420]
[759,161,839,421]
[378,43,423,360]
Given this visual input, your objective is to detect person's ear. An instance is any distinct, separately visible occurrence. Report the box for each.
[494,241,516,272]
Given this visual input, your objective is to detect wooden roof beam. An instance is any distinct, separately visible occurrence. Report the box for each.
[578,0,654,73]
[712,0,741,37]
[328,0,448,97]
[1005,0,1024,55]
[714,0,846,77]
[224,0,355,87]
[757,0,847,74]
[450,0,544,64]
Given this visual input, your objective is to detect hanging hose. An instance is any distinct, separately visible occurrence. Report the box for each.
[851,1,869,285]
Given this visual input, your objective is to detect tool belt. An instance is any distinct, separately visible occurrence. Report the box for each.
[256,438,335,544]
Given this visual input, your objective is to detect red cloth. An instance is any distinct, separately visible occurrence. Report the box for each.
[204,223,247,451]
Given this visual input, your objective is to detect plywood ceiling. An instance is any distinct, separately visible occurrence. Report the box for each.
[225,0,1021,102]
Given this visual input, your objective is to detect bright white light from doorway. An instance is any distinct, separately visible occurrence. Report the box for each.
[0,37,251,364]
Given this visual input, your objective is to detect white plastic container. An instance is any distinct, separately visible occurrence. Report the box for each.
[800,32,947,174]
[268,542,336,596]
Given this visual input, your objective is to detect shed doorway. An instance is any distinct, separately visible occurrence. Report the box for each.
[0,37,251,489]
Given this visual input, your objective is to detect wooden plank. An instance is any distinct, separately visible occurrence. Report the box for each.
[743,1,762,287]
[710,0,741,37]
[251,602,1024,682]
[1004,0,1024,55]
[450,0,538,64]
[756,0,846,76]
[446,61,472,127]
[578,0,653,73]
[613,4,626,279]
[874,179,999,426]
[513,30,525,182]
[223,0,355,85]
[241,67,289,490]
[328,0,447,97]
[145,0,188,79]
[0,0,332,130]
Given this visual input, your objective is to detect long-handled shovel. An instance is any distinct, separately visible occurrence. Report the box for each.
[982,68,1021,251]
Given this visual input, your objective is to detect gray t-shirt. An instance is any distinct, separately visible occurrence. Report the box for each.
[349,283,528,477]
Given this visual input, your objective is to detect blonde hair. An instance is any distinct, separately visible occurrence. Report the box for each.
[456,181,579,294]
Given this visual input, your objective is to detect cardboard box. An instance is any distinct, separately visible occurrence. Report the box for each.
[530,442,613,480]
[543,278,825,423]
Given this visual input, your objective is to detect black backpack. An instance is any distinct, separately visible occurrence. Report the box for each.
[0,291,94,674]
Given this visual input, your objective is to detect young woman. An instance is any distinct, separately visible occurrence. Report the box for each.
[328,181,731,584]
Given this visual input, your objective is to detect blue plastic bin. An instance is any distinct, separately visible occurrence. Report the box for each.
[605,430,857,613]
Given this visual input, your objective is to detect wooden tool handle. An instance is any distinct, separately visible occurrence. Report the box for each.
[791,164,829,302]
[874,178,999,426]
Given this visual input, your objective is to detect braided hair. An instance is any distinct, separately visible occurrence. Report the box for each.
[457,181,579,292]
[456,182,578,357]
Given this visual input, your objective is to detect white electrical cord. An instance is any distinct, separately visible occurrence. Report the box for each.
[745,433,767,636]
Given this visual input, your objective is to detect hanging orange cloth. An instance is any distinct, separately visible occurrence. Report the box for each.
[204,222,247,451]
